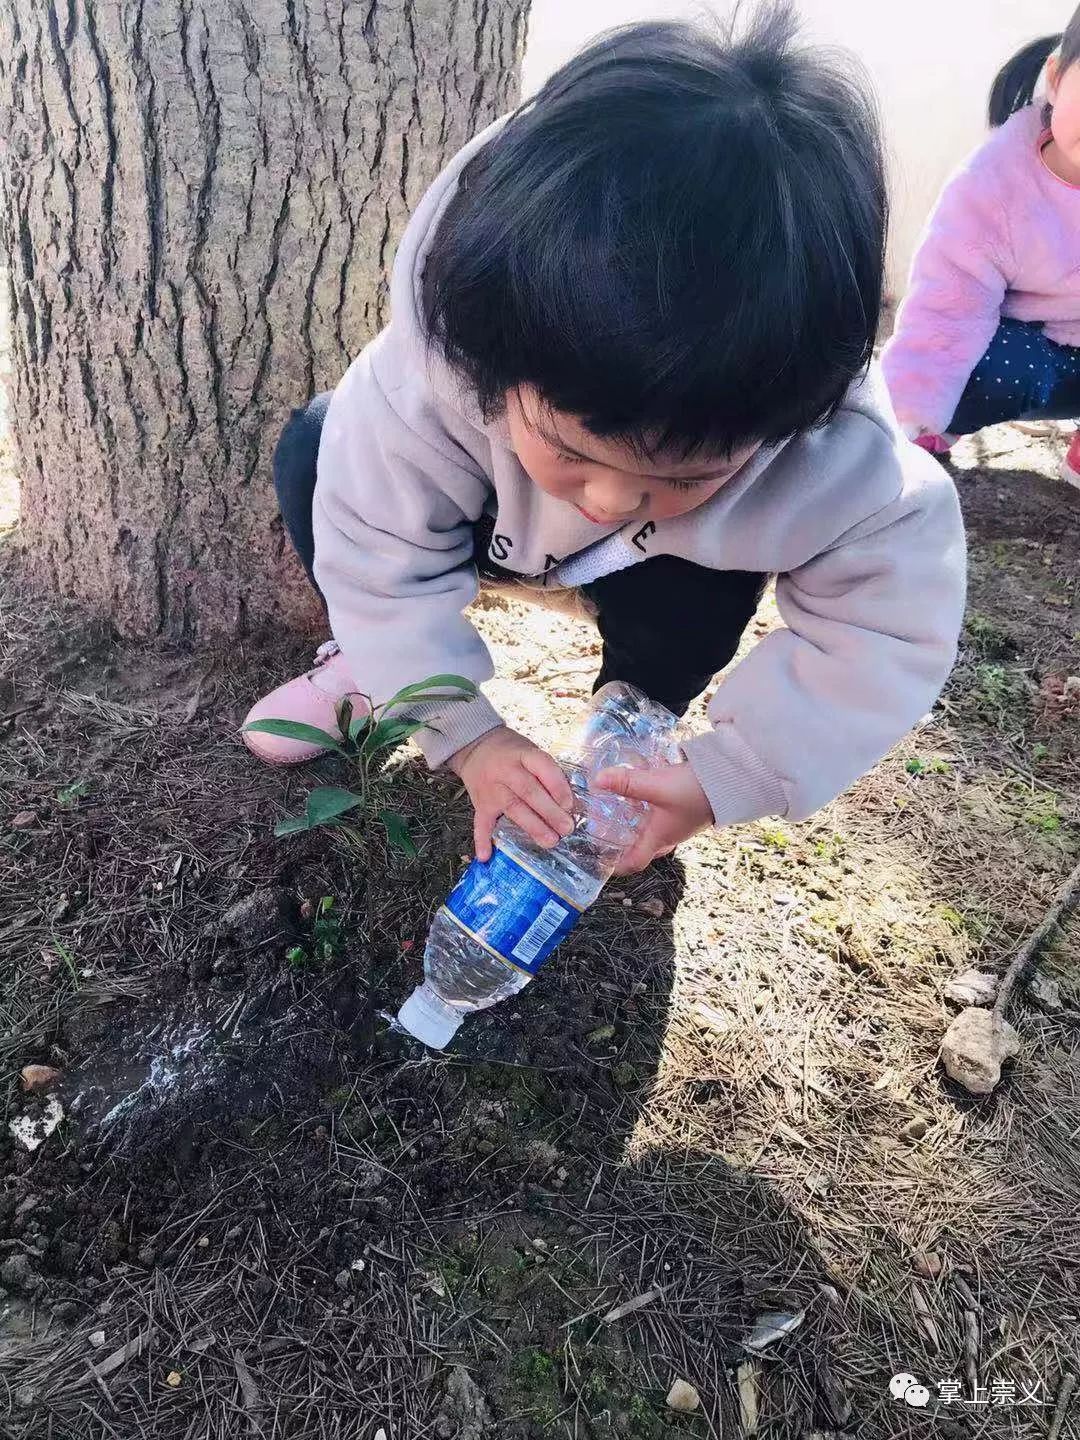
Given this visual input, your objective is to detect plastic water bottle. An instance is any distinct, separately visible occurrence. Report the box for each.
[396,682,681,1049]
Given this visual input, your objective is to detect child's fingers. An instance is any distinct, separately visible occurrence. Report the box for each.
[473,807,497,862]
[511,773,575,837]
[521,748,575,810]
[504,800,561,850]
[611,835,654,876]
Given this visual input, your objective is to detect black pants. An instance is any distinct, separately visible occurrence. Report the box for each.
[949,318,1080,436]
[274,396,765,717]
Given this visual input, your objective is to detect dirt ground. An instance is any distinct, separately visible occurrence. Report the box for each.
[1,423,1080,1440]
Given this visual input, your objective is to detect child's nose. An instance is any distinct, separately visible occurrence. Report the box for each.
[583,475,642,517]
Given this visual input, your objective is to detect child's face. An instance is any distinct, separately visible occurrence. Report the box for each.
[507,387,759,527]
[1048,55,1080,164]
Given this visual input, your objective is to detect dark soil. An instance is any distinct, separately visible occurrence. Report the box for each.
[2,435,1080,1439]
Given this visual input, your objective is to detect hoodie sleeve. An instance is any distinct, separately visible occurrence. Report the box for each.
[680,424,966,826]
[882,156,1011,436]
[312,348,507,766]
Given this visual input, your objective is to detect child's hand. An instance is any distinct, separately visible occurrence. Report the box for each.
[448,727,576,861]
[594,762,713,875]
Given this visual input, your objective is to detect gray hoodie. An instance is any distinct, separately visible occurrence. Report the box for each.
[313,123,967,829]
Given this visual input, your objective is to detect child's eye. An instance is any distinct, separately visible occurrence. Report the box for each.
[557,450,586,465]
[666,476,707,493]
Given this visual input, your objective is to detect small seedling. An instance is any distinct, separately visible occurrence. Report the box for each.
[246,672,477,855]
[57,778,92,805]
[287,898,343,969]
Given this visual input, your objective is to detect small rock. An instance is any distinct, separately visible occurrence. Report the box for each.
[11,811,37,829]
[912,1251,943,1280]
[14,1385,36,1408]
[51,1300,78,1320]
[195,1236,210,1249]
[1029,972,1063,1013]
[335,1268,353,1291]
[637,896,665,918]
[435,1364,494,1439]
[665,1378,701,1413]
[19,1064,62,1094]
[942,1007,1020,1095]
[1,1254,41,1294]
[753,988,772,1010]
[944,969,998,1006]
[166,1370,182,1387]
[137,1246,157,1267]
[89,1329,107,1348]
[902,1117,929,1141]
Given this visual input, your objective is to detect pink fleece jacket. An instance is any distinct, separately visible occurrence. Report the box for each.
[883,106,1080,435]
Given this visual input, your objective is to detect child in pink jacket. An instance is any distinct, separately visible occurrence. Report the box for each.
[883,7,1080,489]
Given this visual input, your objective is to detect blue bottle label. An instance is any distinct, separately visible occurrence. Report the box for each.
[442,846,582,976]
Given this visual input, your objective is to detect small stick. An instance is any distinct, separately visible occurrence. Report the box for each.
[1048,1372,1076,1440]
[993,858,1080,1023]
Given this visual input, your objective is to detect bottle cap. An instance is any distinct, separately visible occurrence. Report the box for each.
[397,985,463,1050]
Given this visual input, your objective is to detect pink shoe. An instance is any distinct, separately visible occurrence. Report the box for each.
[1060,431,1080,492]
[242,641,364,765]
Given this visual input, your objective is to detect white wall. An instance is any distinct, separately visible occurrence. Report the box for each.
[522,0,1065,297]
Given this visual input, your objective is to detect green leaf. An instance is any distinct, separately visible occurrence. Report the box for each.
[306,787,364,827]
[275,815,311,837]
[386,674,479,708]
[362,717,427,760]
[379,809,417,858]
[244,718,344,753]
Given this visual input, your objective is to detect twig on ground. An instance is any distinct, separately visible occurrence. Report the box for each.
[994,858,1080,1023]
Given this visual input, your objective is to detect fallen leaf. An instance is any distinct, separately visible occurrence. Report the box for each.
[234,1351,260,1411]
[85,1327,156,1385]
[1029,972,1063,1013]
[743,1309,805,1352]
[601,1287,665,1324]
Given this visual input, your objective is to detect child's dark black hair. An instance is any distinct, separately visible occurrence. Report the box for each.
[989,6,1080,127]
[422,4,887,459]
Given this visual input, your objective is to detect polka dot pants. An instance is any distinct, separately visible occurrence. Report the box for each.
[949,318,1080,435]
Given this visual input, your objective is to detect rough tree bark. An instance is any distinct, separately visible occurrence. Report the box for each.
[0,0,528,637]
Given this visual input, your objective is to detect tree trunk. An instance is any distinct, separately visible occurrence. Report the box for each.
[0,0,528,637]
